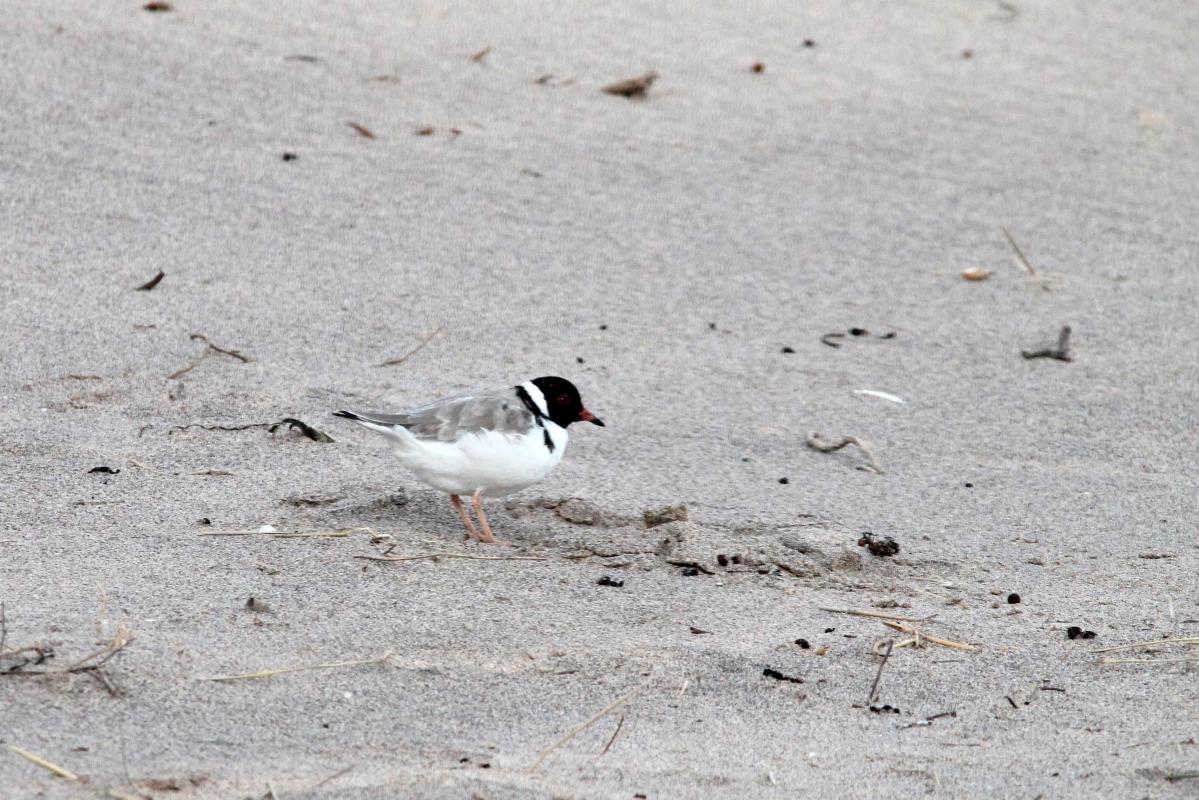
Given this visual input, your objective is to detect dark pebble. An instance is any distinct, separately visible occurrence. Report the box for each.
[281,152,299,161]
[803,38,816,47]
[781,346,795,354]
[778,477,789,484]
[596,576,624,588]
[716,554,729,567]
[1007,593,1021,604]
[849,327,868,336]
[964,482,974,488]
[795,638,810,649]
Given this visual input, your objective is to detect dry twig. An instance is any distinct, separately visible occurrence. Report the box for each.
[1002,226,1036,275]
[867,639,894,704]
[354,553,547,563]
[375,327,443,367]
[529,686,642,772]
[820,607,930,623]
[200,651,391,682]
[881,620,977,652]
[8,745,78,780]
[805,432,884,474]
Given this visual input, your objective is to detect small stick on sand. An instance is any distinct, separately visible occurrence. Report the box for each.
[1002,226,1036,275]
[867,639,894,705]
[354,553,547,563]
[7,745,79,780]
[1022,325,1072,361]
[528,686,641,772]
[376,327,443,367]
[820,607,931,623]
[881,620,977,652]
[599,713,625,757]
[1092,637,1199,654]
[168,333,252,379]
[805,433,884,474]
[1101,655,1199,665]
[65,625,132,672]
[200,528,366,538]
[199,651,391,682]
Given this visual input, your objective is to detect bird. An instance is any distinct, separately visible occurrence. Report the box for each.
[333,376,604,543]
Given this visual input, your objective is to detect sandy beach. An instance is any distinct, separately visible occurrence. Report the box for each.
[2,2,1198,797]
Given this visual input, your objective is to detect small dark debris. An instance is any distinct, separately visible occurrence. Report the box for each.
[479,763,490,769]
[857,532,899,557]
[415,126,434,136]
[449,127,462,136]
[763,667,803,684]
[689,626,711,635]
[803,39,816,48]
[1005,696,1018,709]
[599,324,608,330]
[135,270,165,291]
[576,357,585,364]
[795,638,810,649]
[596,576,624,588]
[879,332,896,339]
[1066,626,1097,640]
[781,346,795,354]
[143,1,172,10]
[850,327,868,336]
[716,554,729,567]
[88,466,119,474]
[601,71,658,98]
[635,794,648,799]
[740,457,750,462]
[962,49,974,59]
[347,122,377,139]
[198,517,211,526]
[1022,325,1072,362]
[869,704,900,714]
[750,62,765,73]
[244,597,271,613]
[284,54,321,63]
[708,322,717,330]
[469,46,492,63]
[459,757,470,763]
[1007,593,1021,604]
[268,418,334,443]
[1039,685,1066,693]
[964,482,974,488]
[820,333,845,348]
[778,477,789,485]
[281,152,299,161]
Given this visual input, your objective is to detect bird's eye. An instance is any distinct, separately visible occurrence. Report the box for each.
[556,394,571,405]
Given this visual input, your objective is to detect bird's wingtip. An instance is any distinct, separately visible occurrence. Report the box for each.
[332,410,357,420]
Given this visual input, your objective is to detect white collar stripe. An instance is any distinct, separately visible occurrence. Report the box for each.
[519,381,550,418]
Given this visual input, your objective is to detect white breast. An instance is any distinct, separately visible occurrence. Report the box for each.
[396,421,569,497]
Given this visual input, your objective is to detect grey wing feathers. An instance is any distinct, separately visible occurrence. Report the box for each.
[342,389,535,442]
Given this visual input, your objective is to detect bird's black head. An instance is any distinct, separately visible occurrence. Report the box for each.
[530,376,605,429]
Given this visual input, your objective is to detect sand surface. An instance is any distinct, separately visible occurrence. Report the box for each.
[2,2,1198,798]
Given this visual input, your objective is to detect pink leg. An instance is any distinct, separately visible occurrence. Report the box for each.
[450,494,481,540]
[471,489,496,543]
